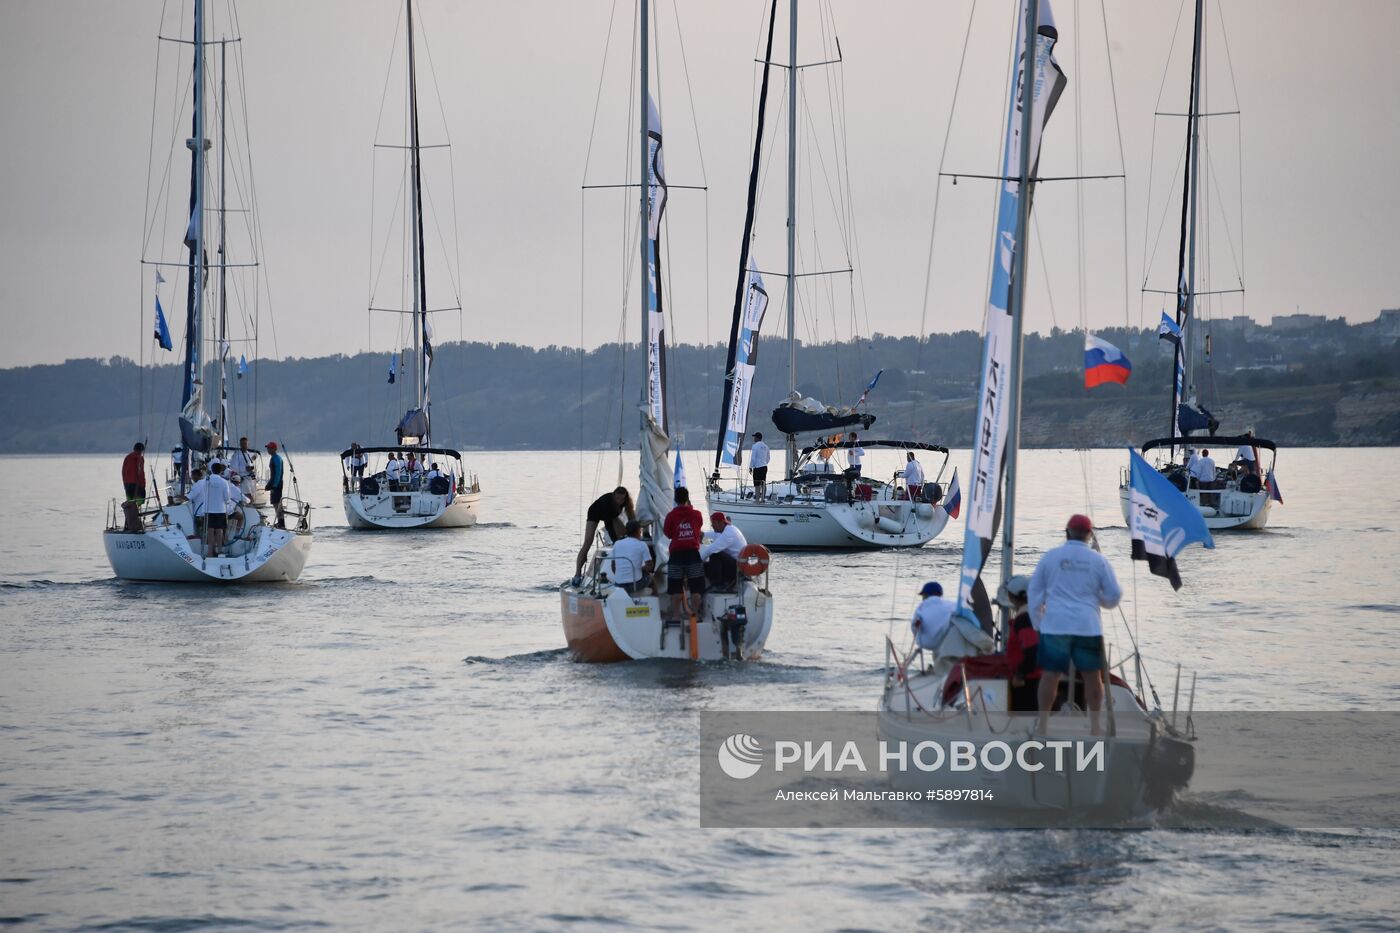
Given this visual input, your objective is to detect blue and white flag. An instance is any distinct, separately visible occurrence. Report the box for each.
[153,296,173,351]
[957,0,1067,630]
[857,369,884,406]
[1157,310,1182,346]
[1127,447,1214,589]
[673,450,687,491]
[387,356,397,384]
[718,260,768,466]
[155,270,167,285]
[237,354,247,378]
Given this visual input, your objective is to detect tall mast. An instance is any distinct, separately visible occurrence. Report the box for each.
[1171,0,1205,443]
[406,0,429,428]
[217,38,228,449]
[998,0,1040,593]
[639,0,651,425]
[784,0,797,470]
[188,0,207,421]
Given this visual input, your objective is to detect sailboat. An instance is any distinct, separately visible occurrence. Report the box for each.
[560,0,774,663]
[1117,0,1278,531]
[342,0,482,531]
[878,0,1195,819]
[705,0,953,550]
[104,0,311,583]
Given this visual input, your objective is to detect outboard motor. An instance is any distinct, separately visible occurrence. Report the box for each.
[720,604,749,661]
[1144,732,1196,809]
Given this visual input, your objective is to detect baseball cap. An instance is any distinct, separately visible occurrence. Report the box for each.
[264,441,278,451]
[918,581,943,597]
[1067,514,1093,533]
[710,511,727,524]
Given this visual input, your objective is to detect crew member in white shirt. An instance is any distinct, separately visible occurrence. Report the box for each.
[1233,432,1259,477]
[186,468,209,535]
[700,511,747,589]
[203,463,248,556]
[608,520,655,595]
[1028,514,1123,735]
[386,453,405,489]
[748,432,772,501]
[1189,448,1217,488]
[845,433,865,477]
[903,451,925,499]
[229,437,256,485]
[910,580,957,652]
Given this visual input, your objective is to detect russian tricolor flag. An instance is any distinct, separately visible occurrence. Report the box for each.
[942,468,961,519]
[1266,469,1283,504]
[1085,334,1132,388]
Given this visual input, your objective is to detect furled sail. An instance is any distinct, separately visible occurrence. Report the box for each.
[957,0,1066,628]
[644,94,668,433]
[1170,0,1204,438]
[770,393,876,436]
[718,261,770,465]
[715,0,779,469]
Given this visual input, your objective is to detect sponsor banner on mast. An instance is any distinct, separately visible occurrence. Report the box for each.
[957,0,1066,620]
[720,261,769,466]
[644,94,669,433]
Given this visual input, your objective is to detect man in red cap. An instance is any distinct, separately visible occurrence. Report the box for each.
[699,510,747,590]
[1028,514,1122,735]
[264,441,286,529]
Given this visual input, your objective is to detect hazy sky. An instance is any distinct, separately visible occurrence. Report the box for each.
[2,0,1397,368]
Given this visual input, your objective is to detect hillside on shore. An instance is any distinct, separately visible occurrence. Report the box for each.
[4,312,1398,453]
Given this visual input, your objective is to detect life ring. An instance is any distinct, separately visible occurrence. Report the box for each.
[737,543,771,577]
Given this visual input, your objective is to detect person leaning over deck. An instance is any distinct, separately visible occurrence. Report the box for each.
[700,511,747,590]
[663,487,707,622]
[608,520,654,596]
[910,581,957,653]
[574,486,636,582]
[749,432,771,500]
[1028,514,1122,736]
[121,442,146,503]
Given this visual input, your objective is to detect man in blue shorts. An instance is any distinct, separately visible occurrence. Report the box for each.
[1028,514,1122,735]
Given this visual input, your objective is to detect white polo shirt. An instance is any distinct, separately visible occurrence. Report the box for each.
[904,459,925,488]
[609,537,653,585]
[911,595,958,650]
[700,523,748,562]
[1028,539,1123,637]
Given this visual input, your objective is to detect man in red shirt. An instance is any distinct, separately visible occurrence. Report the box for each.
[121,442,147,503]
[662,486,706,621]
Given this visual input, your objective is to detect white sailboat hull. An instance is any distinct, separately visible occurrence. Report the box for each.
[104,507,311,583]
[879,669,1192,820]
[710,489,949,550]
[343,488,480,530]
[561,578,774,662]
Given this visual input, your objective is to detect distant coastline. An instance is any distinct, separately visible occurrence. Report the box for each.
[4,310,1397,453]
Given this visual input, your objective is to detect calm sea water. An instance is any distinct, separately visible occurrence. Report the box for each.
[2,448,1398,930]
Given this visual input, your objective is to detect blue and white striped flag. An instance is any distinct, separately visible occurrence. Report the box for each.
[1157,311,1182,346]
[1127,447,1214,589]
[153,296,173,351]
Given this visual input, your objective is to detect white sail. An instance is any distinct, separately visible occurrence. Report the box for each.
[644,94,668,431]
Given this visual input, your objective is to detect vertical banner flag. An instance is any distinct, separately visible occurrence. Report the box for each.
[1084,335,1132,387]
[644,94,669,433]
[423,317,434,401]
[237,354,248,378]
[957,0,1067,625]
[153,296,174,351]
[1127,447,1214,589]
[388,355,397,384]
[719,261,769,466]
[943,468,962,519]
